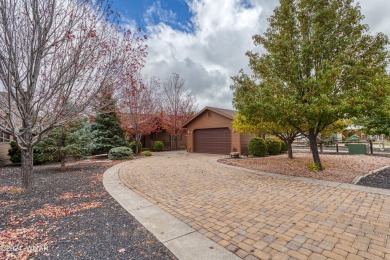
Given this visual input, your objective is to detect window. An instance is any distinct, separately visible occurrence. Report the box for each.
[171,135,182,141]
[0,131,11,143]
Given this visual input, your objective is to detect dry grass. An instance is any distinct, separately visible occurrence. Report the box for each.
[219,153,390,183]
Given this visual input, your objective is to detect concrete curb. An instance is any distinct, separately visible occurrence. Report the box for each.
[103,161,240,260]
[352,165,390,184]
[212,159,390,196]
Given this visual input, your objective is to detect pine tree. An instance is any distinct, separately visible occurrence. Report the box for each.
[90,88,127,155]
[35,124,83,167]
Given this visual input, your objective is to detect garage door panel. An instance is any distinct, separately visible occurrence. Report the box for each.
[194,128,231,154]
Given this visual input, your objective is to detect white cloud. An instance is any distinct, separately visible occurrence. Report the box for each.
[142,0,274,109]
[144,1,178,27]
[140,0,390,110]
[358,0,390,37]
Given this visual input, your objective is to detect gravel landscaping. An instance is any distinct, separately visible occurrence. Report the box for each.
[0,160,176,260]
[357,166,390,189]
[219,153,390,184]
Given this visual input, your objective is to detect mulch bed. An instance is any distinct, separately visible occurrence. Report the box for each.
[357,167,390,190]
[0,160,176,260]
[219,153,390,184]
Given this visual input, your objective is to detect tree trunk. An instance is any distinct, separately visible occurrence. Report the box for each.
[308,128,323,171]
[174,131,178,150]
[61,158,66,168]
[288,140,293,159]
[135,133,142,156]
[21,146,34,189]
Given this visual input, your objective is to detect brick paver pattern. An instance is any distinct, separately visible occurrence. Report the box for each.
[119,152,390,260]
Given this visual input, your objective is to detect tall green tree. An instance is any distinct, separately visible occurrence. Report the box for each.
[354,100,390,137]
[90,88,127,155]
[232,0,389,170]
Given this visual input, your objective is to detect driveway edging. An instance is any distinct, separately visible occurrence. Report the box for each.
[103,161,240,260]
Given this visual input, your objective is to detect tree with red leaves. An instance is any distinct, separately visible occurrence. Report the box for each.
[0,0,147,189]
[161,74,197,150]
[118,76,160,155]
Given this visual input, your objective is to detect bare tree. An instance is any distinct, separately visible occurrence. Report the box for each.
[161,73,197,150]
[0,0,146,189]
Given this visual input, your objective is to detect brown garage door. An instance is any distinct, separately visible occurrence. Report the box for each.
[194,128,231,154]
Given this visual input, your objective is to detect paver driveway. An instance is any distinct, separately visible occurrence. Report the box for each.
[119,152,390,260]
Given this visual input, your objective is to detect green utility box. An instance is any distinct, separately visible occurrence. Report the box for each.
[348,143,367,155]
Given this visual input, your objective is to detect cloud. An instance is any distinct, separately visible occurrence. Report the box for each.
[144,1,176,24]
[142,0,275,109]
[140,0,390,110]
[120,16,138,32]
[358,0,390,37]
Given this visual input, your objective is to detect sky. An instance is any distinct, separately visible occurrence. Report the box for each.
[111,0,390,110]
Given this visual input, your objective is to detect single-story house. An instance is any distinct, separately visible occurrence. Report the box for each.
[134,116,187,150]
[141,129,187,150]
[182,106,253,155]
[0,131,12,165]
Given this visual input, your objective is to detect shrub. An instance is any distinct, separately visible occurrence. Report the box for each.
[7,141,50,165]
[8,141,21,163]
[130,141,142,154]
[248,137,267,157]
[108,147,133,160]
[345,135,359,143]
[153,141,164,152]
[32,145,51,165]
[307,162,326,172]
[266,137,282,155]
[141,150,152,156]
[280,140,288,153]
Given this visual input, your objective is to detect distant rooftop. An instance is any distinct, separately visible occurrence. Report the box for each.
[182,106,237,128]
[206,106,237,118]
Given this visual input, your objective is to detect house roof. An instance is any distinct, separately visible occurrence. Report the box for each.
[182,106,237,128]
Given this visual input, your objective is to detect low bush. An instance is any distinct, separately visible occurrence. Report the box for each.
[153,141,164,152]
[108,147,133,160]
[248,137,267,157]
[8,141,21,163]
[307,162,326,172]
[141,150,152,156]
[345,135,359,143]
[280,140,288,153]
[7,141,50,165]
[130,141,142,154]
[266,137,282,155]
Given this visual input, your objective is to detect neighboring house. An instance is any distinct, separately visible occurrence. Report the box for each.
[140,116,187,150]
[141,130,187,150]
[0,130,12,165]
[0,92,11,165]
[0,91,20,165]
[182,106,253,155]
[343,125,366,140]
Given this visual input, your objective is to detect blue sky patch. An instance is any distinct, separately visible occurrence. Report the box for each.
[111,0,194,32]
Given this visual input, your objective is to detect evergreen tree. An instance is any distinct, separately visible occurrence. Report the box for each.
[9,119,94,166]
[90,87,127,155]
[35,122,85,167]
